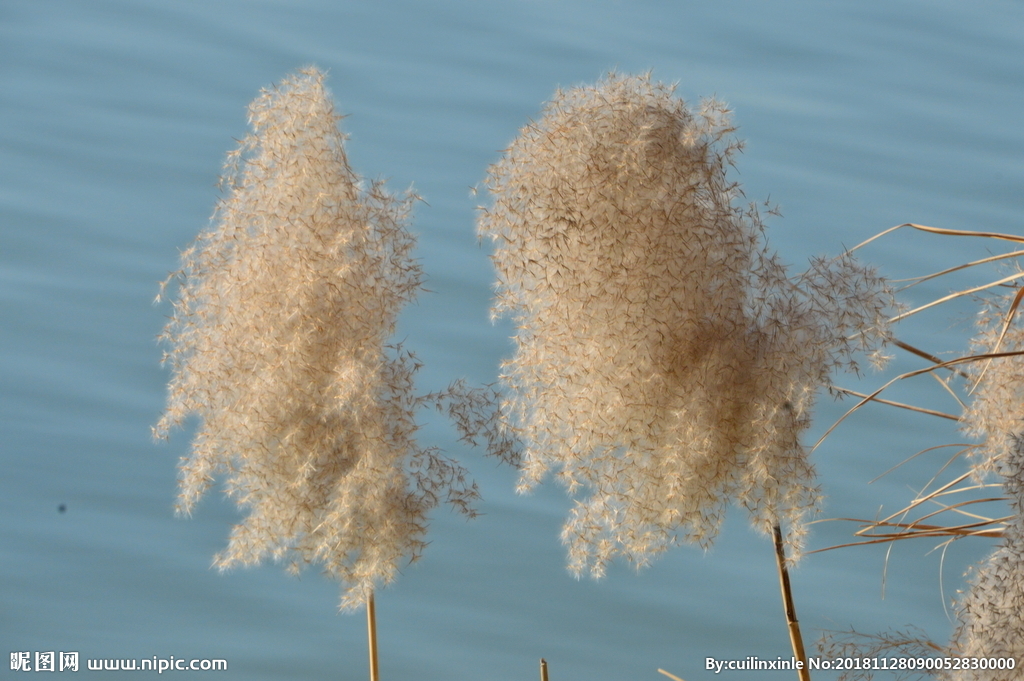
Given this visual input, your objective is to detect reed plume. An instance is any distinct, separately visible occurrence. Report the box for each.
[154,67,478,611]
[477,72,892,578]
[948,287,1024,678]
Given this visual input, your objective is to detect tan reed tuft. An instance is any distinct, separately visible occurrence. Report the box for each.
[154,67,478,611]
[949,285,1024,677]
[477,72,892,578]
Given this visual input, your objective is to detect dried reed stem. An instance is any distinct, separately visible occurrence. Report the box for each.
[367,591,379,681]
[773,523,810,681]
[539,658,549,681]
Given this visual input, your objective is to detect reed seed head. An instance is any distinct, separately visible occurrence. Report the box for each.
[154,67,477,610]
[478,72,892,577]
[949,288,1024,674]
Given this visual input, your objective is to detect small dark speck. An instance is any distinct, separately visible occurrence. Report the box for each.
[58,504,66,513]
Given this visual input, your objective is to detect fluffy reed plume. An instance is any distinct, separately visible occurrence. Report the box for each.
[478,72,891,578]
[154,67,478,610]
[948,289,1024,678]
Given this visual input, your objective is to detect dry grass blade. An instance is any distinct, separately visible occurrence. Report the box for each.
[875,470,983,524]
[891,338,970,379]
[849,222,1024,253]
[809,516,1007,554]
[870,470,998,527]
[865,492,1009,535]
[856,517,1009,539]
[811,472,1009,554]
[813,350,1024,453]
[893,249,1024,286]
[868,443,973,484]
[831,387,959,421]
[896,223,1024,243]
[887,270,1024,324]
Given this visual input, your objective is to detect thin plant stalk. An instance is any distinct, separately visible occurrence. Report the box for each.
[773,523,810,681]
[540,658,549,681]
[367,592,379,681]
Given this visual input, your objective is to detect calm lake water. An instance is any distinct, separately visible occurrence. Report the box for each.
[3,1,1023,679]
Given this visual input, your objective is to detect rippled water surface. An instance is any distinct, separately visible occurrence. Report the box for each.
[3,1,1023,679]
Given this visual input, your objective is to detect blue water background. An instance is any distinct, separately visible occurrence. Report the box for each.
[3,1,1023,679]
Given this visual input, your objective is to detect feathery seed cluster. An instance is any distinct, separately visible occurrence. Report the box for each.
[154,68,477,610]
[950,290,1024,676]
[478,73,891,577]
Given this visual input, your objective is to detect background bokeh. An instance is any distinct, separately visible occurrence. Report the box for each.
[3,1,1023,678]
